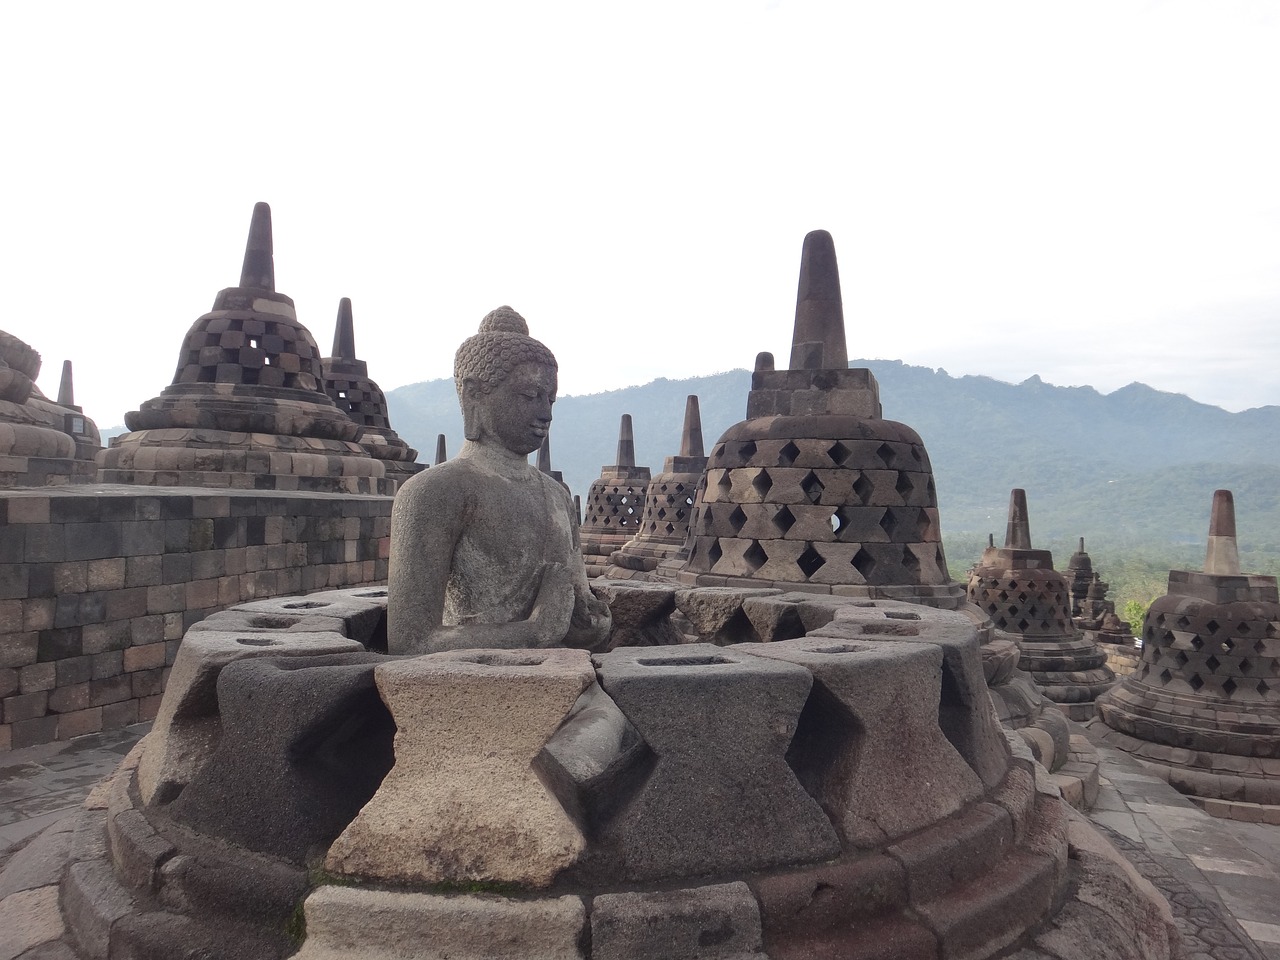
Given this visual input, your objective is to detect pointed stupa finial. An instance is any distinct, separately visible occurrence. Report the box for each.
[1204,489,1241,576]
[616,414,635,467]
[679,395,704,459]
[537,435,553,474]
[987,533,995,548]
[332,298,356,359]
[1004,489,1033,550]
[789,230,848,372]
[57,360,75,407]
[1078,537,1085,553]
[239,202,275,291]
[434,434,447,465]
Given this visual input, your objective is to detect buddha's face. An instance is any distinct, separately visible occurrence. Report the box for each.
[468,361,557,456]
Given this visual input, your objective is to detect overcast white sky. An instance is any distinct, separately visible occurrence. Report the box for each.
[3,1,1278,429]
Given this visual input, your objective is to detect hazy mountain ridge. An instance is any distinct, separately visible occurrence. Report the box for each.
[386,361,1280,559]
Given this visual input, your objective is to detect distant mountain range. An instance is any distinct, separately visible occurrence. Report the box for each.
[385,361,1280,559]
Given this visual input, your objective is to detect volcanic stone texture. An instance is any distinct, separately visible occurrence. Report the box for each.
[680,417,954,598]
[1095,569,1280,820]
[581,471,651,579]
[325,648,597,887]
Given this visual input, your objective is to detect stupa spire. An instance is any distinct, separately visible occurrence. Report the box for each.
[238,202,275,291]
[788,229,848,371]
[434,434,447,465]
[679,395,704,459]
[616,414,635,468]
[1203,489,1241,576]
[332,298,357,359]
[1004,489,1033,550]
[57,360,75,407]
[537,435,553,474]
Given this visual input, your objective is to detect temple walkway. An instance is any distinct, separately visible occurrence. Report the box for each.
[1,722,1278,959]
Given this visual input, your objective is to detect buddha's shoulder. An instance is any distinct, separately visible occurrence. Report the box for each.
[394,459,482,502]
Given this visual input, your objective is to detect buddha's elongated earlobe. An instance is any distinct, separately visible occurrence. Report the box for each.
[461,379,482,441]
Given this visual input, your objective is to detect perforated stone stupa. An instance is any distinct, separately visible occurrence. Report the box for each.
[967,490,1115,720]
[678,230,957,605]
[320,297,422,483]
[580,414,651,578]
[0,332,100,486]
[606,394,707,577]
[1093,490,1280,821]
[98,204,391,494]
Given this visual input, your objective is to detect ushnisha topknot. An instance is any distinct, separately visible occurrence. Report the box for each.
[454,306,557,399]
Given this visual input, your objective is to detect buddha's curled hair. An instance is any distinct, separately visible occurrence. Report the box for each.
[454,306,558,399]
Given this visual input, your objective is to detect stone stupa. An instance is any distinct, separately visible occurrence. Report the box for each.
[579,414,651,578]
[0,333,100,486]
[320,297,422,484]
[98,203,391,494]
[677,230,957,606]
[967,490,1116,721]
[1093,490,1280,821]
[605,394,708,578]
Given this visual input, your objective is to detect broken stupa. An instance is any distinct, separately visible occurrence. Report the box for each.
[98,203,392,493]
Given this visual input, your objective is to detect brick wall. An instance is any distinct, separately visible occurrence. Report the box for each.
[0,486,392,750]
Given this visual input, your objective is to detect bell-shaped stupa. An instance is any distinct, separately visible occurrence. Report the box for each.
[1093,491,1280,820]
[0,334,100,486]
[677,230,958,605]
[967,490,1115,720]
[99,204,390,493]
[320,298,422,483]
[606,395,708,578]
[580,414,651,578]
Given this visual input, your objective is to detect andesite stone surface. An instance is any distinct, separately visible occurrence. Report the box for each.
[580,414,651,578]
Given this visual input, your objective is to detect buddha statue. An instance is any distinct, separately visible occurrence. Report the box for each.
[387,307,611,654]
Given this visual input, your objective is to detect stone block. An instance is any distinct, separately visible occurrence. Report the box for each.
[0,817,74,898]
[57,707,104,739]
[0,884,65,959]
[63,859,136,960]
[167,652,393,862]
[751,853,908,942]
[136,627,361,805]
[293,886,587,960]
[887,802,1012,903]
[327,648,595,887]
[583,644,839,883]
[674,586,780,644]
[736,636,983,847]
[591,580,684,647]
[4,690,49,722]
[107,807,176,893]
[18,661,56,693]
[591,882,767,960]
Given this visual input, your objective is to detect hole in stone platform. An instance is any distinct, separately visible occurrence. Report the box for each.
[883,611,921,620]
[352,589,388,598]
[236,637,279,646]
[638,655,731,667]
[282,601,328,609]
[456,652,545,667]
[810,644,865,654]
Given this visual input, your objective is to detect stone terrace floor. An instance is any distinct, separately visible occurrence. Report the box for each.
[0,722,1278,960]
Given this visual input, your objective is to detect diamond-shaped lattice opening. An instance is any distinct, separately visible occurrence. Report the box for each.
[1255,640,1268,655]
[797,545,826,578]
[879,509,898,539]
[895,472,914,500]
[995,616,1009,629]
[707,539,723,566]
[1017,591,1029,603]
[902,546,921,578]
[1188,674,1204,692]
[827,442,851,466]
[1259,679,1271,696]
[1222,678,1237,698]
[1205,619,1220,634]
[1017,619,1030,632]
[830,506,851,536]
[664,522,676,535]
[911,445,923,463]
[657,506,667,520]
[852,474,873,505]
[1008,605,1020,617]
[1176,616,1191,629]
[1190,636,1204,651]
[717,471,733,495]
[1205,655,1221,672]
[986,603,999,616]
[1039,620,1051,631]
[1175,651,1189,667]
[778,441,800,466]
[786,685,865,807]
[876,442,895,468]
[738,440,758,462]
[800,471,825,504]
[1234,624,1248,637]
[773,505,796,534]
[926,478,936,502]
[752,469,773,497]
[701,508,715,534]
[852,548,876,580]
[728,506,748,534]
[744,540,768,571]
[1159,669,1173,684]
